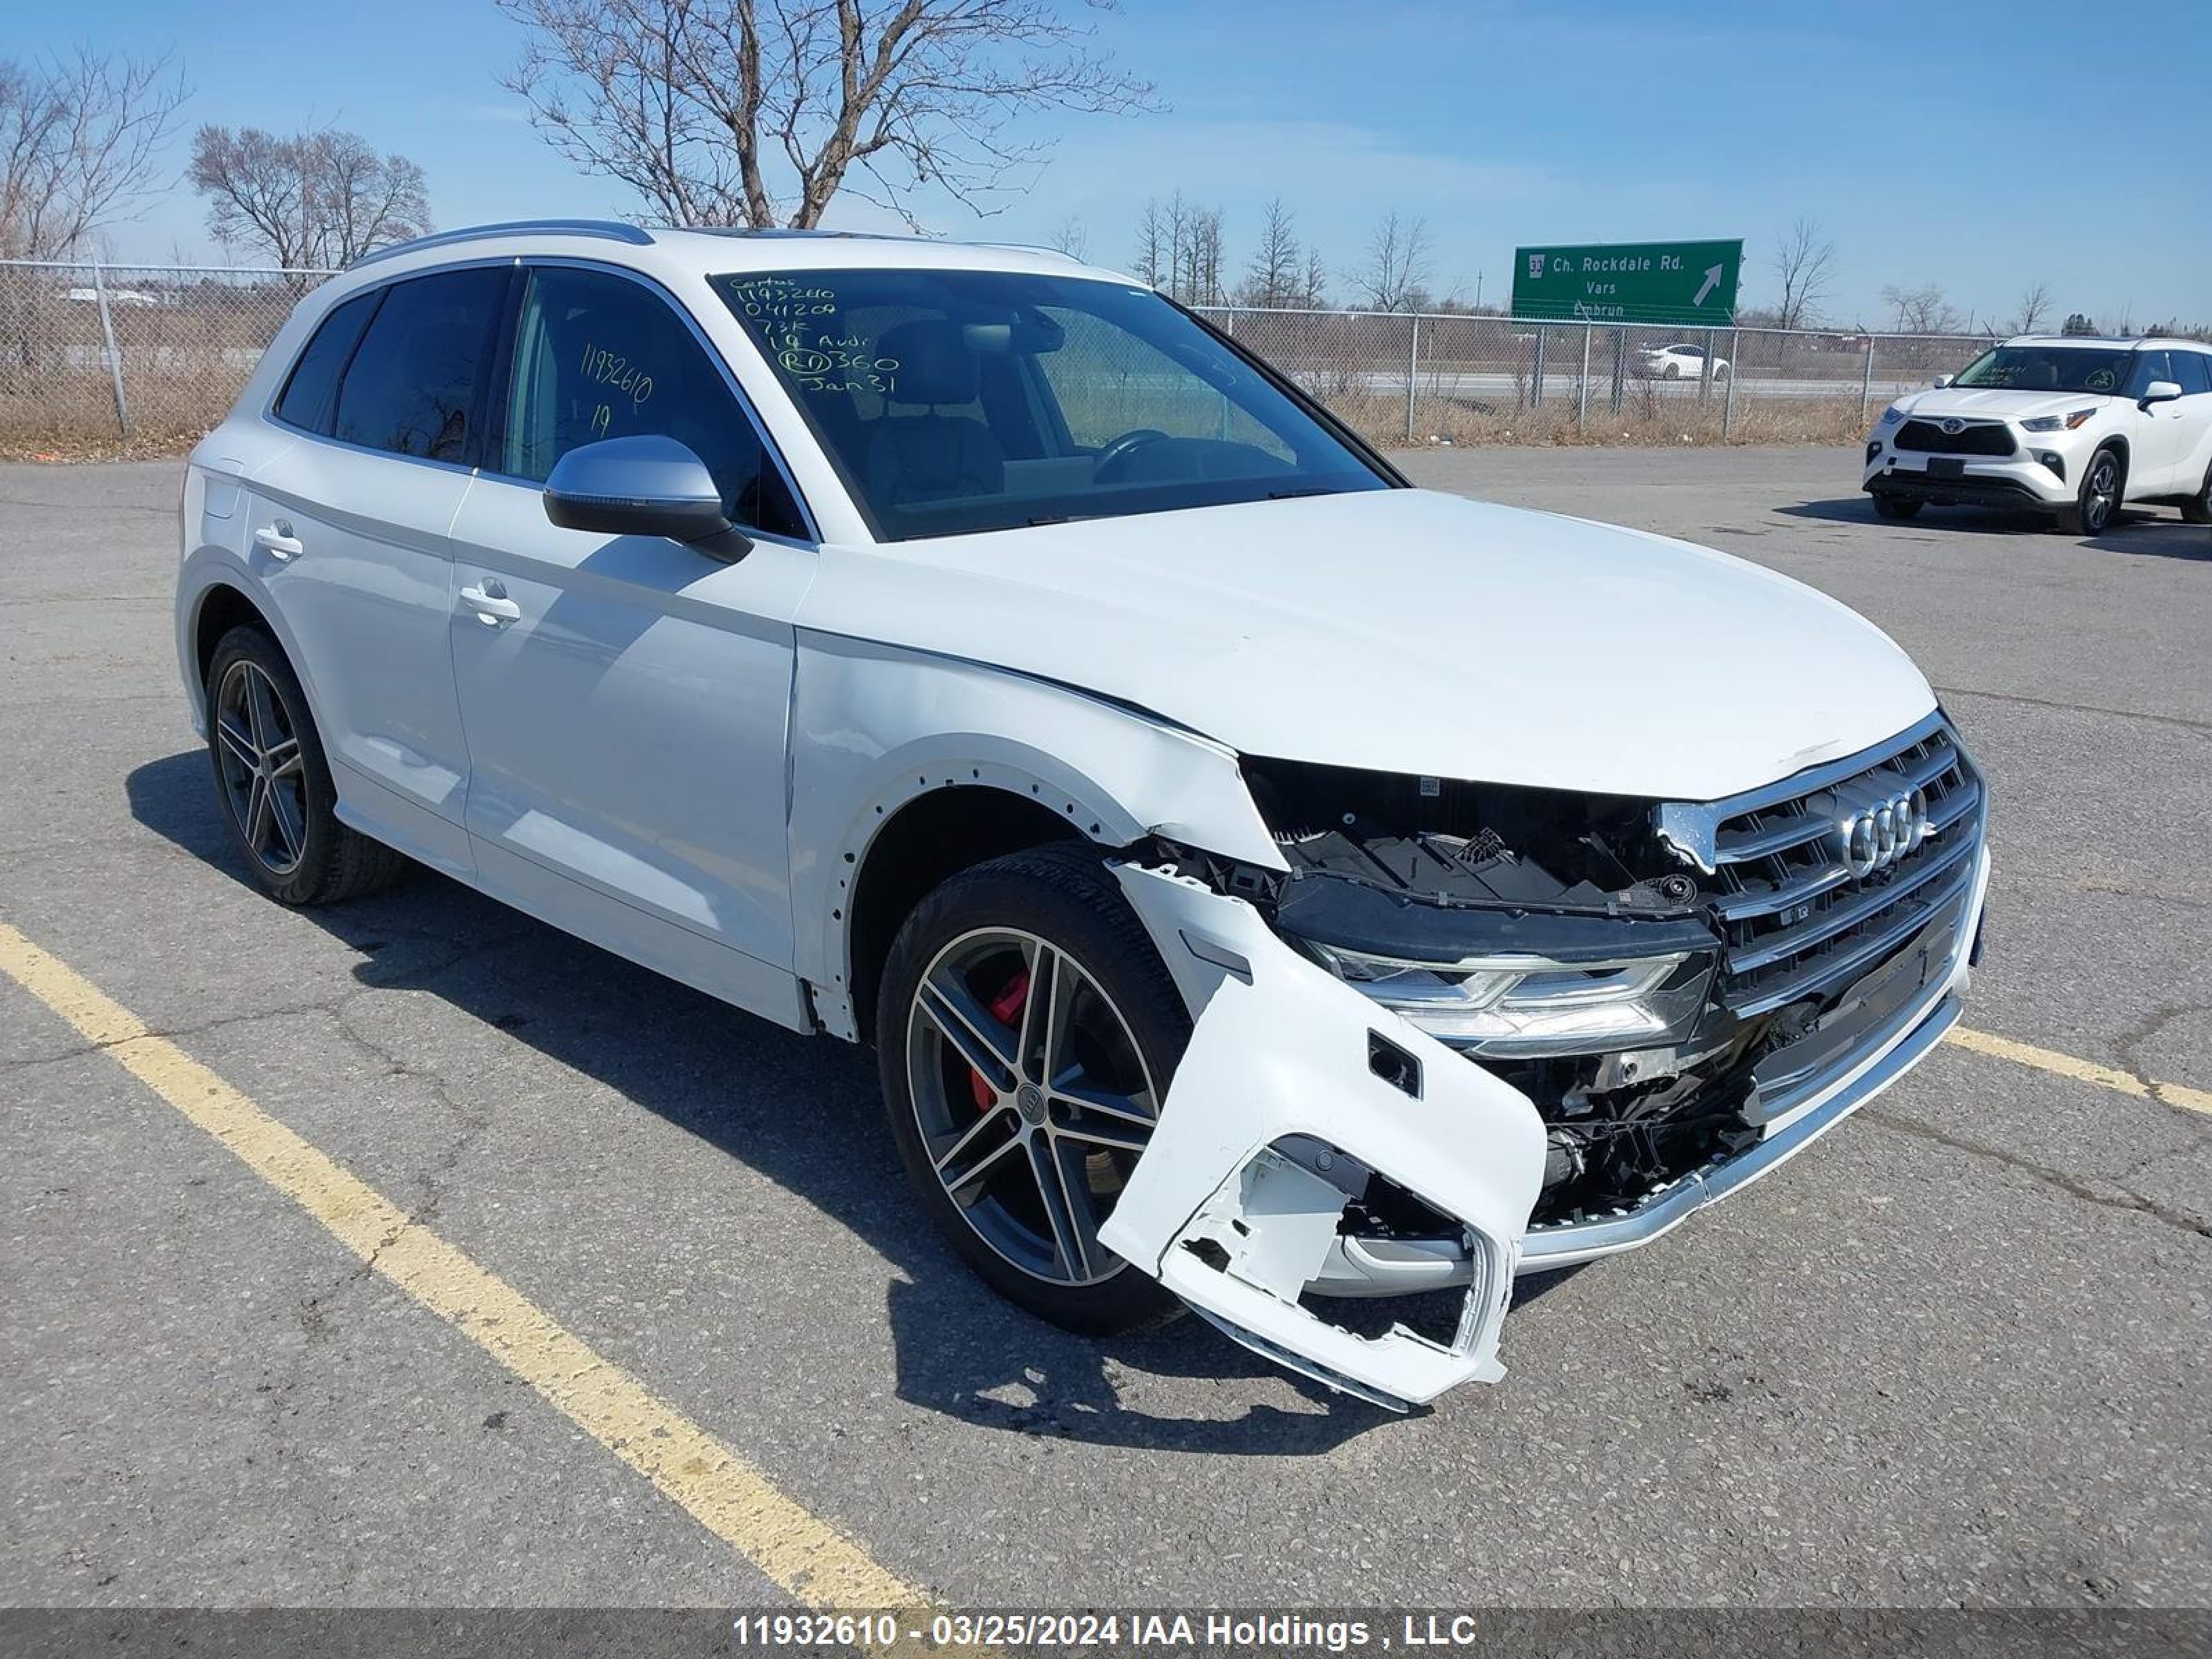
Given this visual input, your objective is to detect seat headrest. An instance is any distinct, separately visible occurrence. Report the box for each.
[877,319,980,406]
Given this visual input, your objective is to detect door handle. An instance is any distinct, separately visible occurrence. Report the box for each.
[458,582,522,626]
[253,521,303,562]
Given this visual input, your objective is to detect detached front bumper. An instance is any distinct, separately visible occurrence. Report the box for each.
[1104,845,1989,1411]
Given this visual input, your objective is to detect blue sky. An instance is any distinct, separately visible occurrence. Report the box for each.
[24,0,2212,328]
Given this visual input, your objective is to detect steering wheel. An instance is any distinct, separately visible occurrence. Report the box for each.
[1093,427,1172,481]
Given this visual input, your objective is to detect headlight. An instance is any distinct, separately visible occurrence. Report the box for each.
[1876,404,1906,427]
[2020,409,2095,433]
[1305,941,1716,1058]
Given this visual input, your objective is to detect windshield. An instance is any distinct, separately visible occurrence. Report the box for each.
[1950,344,2134,395]
[711,267,1389,540]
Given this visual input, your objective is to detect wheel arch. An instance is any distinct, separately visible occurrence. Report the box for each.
[190,580,276,704]
[843,783,1088,1045]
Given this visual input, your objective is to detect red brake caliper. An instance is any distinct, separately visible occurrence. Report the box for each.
[970,968,1031,1112]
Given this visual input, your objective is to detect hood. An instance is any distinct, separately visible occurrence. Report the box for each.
[1896,386,2108,420]
[800,488,1936,803]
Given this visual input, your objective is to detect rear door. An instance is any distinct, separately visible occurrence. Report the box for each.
[447,260,818,999]
[243,264,511,872]
[2164,349,2212,494]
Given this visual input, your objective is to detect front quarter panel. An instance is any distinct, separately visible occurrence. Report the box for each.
[788,630,1284,1035]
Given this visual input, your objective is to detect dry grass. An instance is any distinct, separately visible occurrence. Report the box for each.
[1329,391,1869,451]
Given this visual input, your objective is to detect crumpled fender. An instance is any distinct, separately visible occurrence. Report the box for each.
[1100,863,1548,1407]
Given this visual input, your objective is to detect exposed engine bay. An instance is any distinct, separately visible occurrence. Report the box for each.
[1166,755,1874,1229]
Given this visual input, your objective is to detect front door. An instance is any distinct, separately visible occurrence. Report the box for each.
[2123,350,2188,494]
[448,261,818,997]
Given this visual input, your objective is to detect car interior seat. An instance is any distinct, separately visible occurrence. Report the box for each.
[864,320,1007,505]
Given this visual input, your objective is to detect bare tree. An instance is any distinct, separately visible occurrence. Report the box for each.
[1880,281,1962,335]
[1770,216,1837,330]
[1351,211,1430,312]
[1047,213,1085,259]
[1162,189,1188,296]
[0,48,187,258]
[189,126,431,270]
[496,0,1155,231]
[1238,195,1300,308]
[1130,196,1164,287]
[1300,243,1329,309]
[2012,280,2052,334]
[1184,203,1224,305]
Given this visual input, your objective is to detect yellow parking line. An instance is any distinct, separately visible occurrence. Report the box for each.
[1948,1025,2212,1118]
[0,921,958,1656]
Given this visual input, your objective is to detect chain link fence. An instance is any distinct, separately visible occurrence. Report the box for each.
[1,256,2005,456]
[1196,304,2003,447]
[0,259,332,453]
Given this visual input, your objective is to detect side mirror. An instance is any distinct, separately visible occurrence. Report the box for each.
[542,434,747,555]
[2139,379,2183,406]
[1931,374,1953,388]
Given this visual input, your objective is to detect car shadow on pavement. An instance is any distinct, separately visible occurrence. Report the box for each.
[1781,497,2210,556]
[124,749,1462,1456]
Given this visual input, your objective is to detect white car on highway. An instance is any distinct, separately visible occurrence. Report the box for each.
[174,222,1988,1409]
[1864,335,2212,533]
[1642,342,1729,380]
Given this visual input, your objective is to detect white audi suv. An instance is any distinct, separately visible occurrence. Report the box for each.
[1864,335,2212,533]
[176,222,1989,1409]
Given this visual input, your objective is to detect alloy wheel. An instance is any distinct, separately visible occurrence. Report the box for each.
[213,658,308,876]
[2084,453,2119,533]
[905,926,1159,1286]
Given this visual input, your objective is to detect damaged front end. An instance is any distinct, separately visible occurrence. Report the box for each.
[1102,711,1988,1409]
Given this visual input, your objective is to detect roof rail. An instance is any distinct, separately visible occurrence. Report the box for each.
[348,219,654,270]
[975,241,1087,265]
[675,227,906,241]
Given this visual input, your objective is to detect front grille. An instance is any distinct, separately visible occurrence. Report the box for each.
[1895,418,2016,457]
[1692,723,1983,1020]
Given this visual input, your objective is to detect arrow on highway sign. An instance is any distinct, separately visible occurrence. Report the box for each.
[1694,264,1723,307]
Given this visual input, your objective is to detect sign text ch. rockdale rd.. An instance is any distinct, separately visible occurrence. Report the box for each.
[1510,239,1744,327]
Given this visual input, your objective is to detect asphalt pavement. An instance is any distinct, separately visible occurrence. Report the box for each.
[1,447,2207,1612]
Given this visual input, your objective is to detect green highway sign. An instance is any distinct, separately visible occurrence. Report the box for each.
[1510,238,1745,327]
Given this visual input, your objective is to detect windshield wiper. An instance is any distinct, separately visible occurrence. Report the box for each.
[1265,486,1342,500]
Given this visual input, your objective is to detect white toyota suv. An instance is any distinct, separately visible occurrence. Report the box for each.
[1864,335,2212,534]
[176,223,1989,1409]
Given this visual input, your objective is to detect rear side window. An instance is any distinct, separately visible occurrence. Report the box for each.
[332,267,509,464]
[497,263,805,537]
[2170,352,2212,396]
[272,290,379,433]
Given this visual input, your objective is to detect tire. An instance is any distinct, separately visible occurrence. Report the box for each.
[205,626,408,906]
[2058,444,2124,536]
[874,843,1189,1333]
[1873,494,1922,521]
[1662,362,1679,379]
[2181,460,2212,525]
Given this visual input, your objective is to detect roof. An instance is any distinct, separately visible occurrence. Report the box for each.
[346,218,1140,286]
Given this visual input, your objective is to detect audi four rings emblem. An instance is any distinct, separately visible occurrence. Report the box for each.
[1823,775,1931,878]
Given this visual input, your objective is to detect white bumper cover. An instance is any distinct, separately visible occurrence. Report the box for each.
[1101,850,1990,1411]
